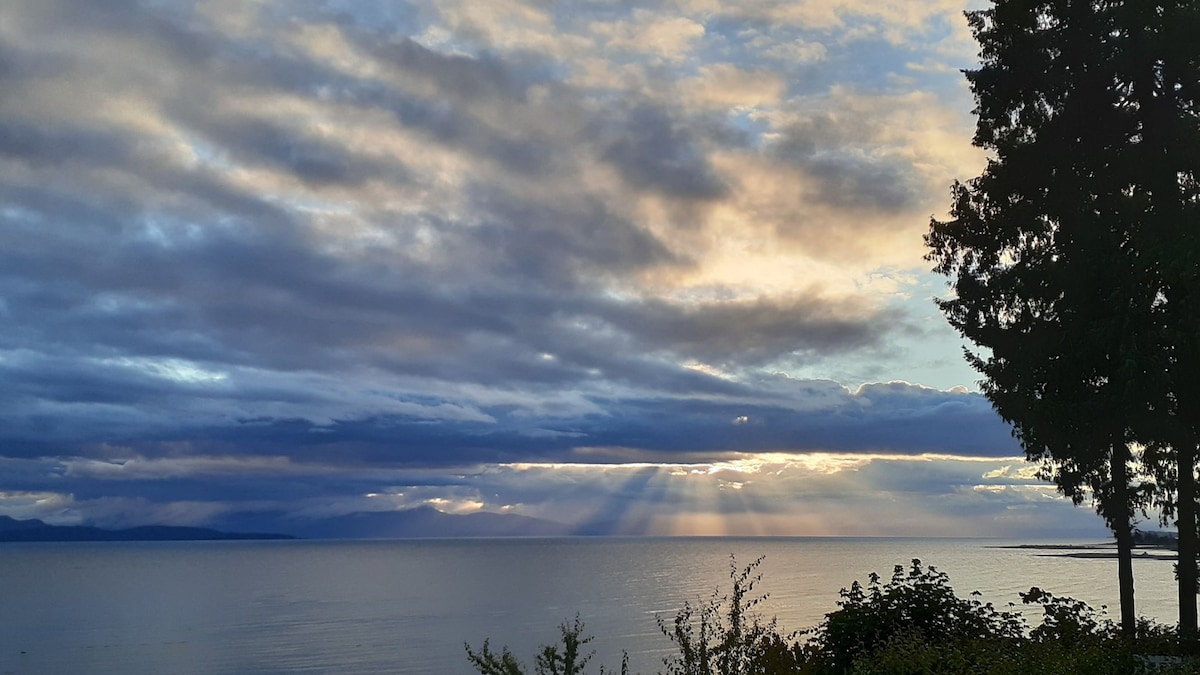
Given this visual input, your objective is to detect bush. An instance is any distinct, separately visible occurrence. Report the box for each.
[656,554,804,675]
[465,615,629,675]
[806,559,1024,673]
[1020,586,1114,644]
[849,633,1144,675]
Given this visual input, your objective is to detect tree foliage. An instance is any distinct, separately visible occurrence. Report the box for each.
[923,0,1200,634]
[926,0,1154,505]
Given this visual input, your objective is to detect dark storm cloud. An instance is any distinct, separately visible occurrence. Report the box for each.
[12,0,216,66]
[804,154,922,211]
[0,378,1024,531]
[773,119,924,212]
[362,35,531,103]
[0,372,1016,469]
[464,188,682,284]
[600,104,729,200]
[182,114,411,187]
[0,122,134,168]
[573,384,1017,458]
[596,294,897,367]
[264,33,569,178]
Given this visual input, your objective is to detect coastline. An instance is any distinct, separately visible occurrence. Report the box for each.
[987,542,1177,560]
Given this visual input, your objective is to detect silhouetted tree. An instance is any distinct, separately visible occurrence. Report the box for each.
[925,0,1167,636]
[1117,0,1200,645]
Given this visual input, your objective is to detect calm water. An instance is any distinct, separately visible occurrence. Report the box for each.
[0,537,1181,674]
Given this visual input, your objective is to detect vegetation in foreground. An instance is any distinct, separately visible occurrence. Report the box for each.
[466,556,1198,675]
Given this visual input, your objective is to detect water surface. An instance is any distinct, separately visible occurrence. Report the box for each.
[0,537,1178,674]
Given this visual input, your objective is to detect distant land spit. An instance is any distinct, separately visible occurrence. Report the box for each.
[0,515,295,542]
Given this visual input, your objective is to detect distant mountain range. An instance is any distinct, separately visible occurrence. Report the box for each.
[0,516,295,542]
[0,507,582,542]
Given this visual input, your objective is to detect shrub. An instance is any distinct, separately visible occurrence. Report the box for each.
[849,632,1144,675]
[465,615,629,675]
[465,638,527,675]
[1020,586,1114,644]
[806,559,1024,673]
[656,554,804,675]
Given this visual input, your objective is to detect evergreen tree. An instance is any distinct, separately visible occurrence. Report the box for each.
[926,0,1162,636]
[1118,0,1200,644]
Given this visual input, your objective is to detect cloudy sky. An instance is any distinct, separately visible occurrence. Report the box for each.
[0,0,1111,538]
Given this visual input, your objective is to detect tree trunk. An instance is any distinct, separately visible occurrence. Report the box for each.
[1179,443,1199,650]
[1111,441,1137,637]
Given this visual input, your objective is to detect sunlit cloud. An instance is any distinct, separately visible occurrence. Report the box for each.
[435,451,1097,537]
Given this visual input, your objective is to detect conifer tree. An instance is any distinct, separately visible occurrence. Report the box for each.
[1119,0,1200,643]
[926,0,1164,636]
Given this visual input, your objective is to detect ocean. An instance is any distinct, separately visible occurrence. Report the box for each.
[0,537,1181,674]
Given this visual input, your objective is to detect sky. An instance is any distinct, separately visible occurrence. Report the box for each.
[0,0,1113,538]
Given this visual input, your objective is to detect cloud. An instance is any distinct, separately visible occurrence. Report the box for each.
[679,64,788,111]
[0,448,1108,539]
[599,103,729,200]
[0,1,1081,536]
[590,11,706,63]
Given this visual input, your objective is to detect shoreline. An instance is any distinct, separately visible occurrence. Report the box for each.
[987,542,1177,560]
